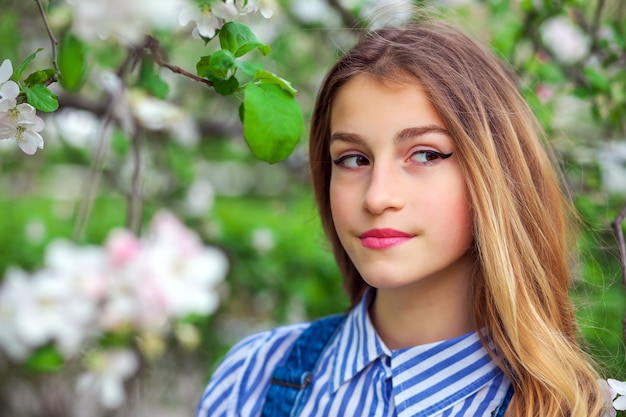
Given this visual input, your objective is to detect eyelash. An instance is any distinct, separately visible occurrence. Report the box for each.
[332,150,453,168]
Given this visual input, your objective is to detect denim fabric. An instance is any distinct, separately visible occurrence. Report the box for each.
[491,384,514,417]
[260,312,513,417]
[261,314,346,417]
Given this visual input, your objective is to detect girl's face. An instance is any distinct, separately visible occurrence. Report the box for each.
[329,74,475,293]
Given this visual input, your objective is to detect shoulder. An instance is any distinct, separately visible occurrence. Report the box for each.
[195,322,309,417]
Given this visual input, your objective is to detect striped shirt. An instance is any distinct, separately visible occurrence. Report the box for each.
[196,292,511,417]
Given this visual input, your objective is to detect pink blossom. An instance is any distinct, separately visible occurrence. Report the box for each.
[105,229,142,266]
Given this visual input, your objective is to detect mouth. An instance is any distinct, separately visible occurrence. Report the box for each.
[359,228,413,249]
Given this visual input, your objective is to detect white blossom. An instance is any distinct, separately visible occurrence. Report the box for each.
[238,0,275,18]
[597,140,626,195]
[0,59,19,103]
[0,267,95,358]
[184,179,216,216]
[52,108,100,149]
[541,16,590,64]
[0,210,227,367]
[0,59,45,154]
[0,269,35,360]
[179,1,237,39]
[251,228,274,253]
[609,378,626,411]
[76,348,139,408]
[66,0,193,45]
[126,89,199,147]
[99,72,199,146]
[179,0,272,39]
[0,100,45,155]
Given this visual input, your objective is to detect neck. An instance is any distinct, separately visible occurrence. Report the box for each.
[369,259,475,349]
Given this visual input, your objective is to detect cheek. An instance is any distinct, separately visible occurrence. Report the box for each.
[421,182,473,241]
[443,191,473,245]
[329,183,345,227]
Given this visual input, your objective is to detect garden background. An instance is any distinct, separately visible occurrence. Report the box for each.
[0,0,625,416]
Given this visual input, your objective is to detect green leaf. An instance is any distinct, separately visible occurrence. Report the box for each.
[196,55,211,77]
[24,84,59,112]
[136,59,169,99]
[58,33,87,92]
[23,345,64,374]
[583,66,610,93]
[219,22,270,58]
[254,69,298,96]
[235,60,263,78]
[14,48,43,81]
[24,69,57,87]
[243,82,303,163]
[111,128,130,157]
[196,51,236,81]
[209,49,236,75]
[213,75,239,96]
[238,102,245,123]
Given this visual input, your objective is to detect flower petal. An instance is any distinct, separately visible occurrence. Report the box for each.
[614,395,626,411]
[196,13,220,38]
[17,130,44,155]
[212,0,239,19]
[0,80,19,100]
[0,59,13,84]
[608,379,626,396]
[178,7,200,26]
[0,97,17,112]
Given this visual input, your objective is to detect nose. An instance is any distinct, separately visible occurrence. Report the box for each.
[362,163,405,214]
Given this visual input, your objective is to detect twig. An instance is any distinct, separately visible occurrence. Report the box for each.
[127,128,143,235]
[34,0,59,72]
[610,202,626,341]
[72,103,115,241]
[327,0,360,28]
[73,47,142,241]
[144,36,214,87]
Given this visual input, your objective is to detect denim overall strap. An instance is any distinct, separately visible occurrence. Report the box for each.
[491,384,514,417]
[260,314,346,417]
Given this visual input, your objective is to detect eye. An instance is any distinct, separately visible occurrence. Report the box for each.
[333,154,370,168]
[409,150,453,164]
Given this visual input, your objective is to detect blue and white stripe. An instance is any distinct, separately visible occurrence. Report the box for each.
[196,292,511,417]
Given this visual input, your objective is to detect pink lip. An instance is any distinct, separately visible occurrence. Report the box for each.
[359,228,413,249]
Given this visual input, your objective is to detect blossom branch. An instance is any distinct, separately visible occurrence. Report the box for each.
[34,0,59,73]
[144,36,214,87]
[127,128,143,235]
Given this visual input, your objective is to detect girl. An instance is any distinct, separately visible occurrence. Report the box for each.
[196,18,605,417]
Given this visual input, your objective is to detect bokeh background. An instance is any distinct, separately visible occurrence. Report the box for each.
[0,0,625,416]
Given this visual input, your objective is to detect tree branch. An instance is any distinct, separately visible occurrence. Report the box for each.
[127,128,143,235]
[144,36,214,87]
[72,47,143,241]
[34,0,59,72]
[72,100,115,242]
[326,0,360,29]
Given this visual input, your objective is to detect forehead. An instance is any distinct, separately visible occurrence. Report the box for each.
[330,74,447,135]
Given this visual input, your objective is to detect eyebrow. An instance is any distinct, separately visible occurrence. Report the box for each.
[330,125,450,145]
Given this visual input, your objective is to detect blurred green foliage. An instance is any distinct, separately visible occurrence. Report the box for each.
[0,0,625,401]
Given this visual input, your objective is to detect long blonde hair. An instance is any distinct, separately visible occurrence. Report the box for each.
[309,19,604,416]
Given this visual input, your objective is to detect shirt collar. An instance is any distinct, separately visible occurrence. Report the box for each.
[329,290,503,417]
[330,289,389,393]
